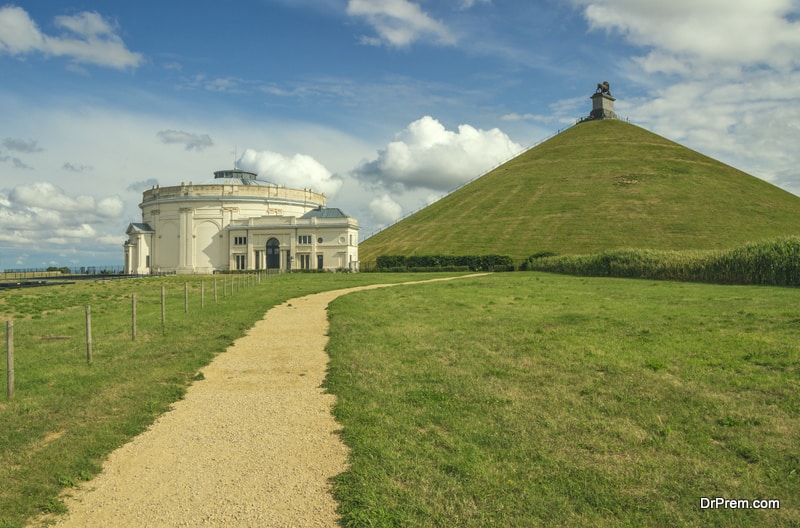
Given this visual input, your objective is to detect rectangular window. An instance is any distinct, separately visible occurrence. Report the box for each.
[254,250,262,270]
[298,254,310,270]
[235,254,246,270]
[234,236,247,245]
[317,254,324,269]
[298,235,312,245]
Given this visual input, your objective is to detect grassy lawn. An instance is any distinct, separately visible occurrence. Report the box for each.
[0,272,454,528]
[325,273,799,527]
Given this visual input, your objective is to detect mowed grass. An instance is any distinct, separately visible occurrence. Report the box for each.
[0,272,452,528]
[325,273,800,527]
[359,120,800,263]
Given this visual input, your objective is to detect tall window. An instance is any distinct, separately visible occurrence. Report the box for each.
[317,254,324,270]
[235,254,246,270]
[298,254,310,270]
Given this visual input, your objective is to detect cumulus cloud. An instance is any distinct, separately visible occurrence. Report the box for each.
[11,182,94,212]
[570,0,800,197]
[0,5,142,69]
[237,148,344,196]
[0,183,125,250]
[369,193,404,224]
[574,0,800,74]
[347,0,456,47]
[157,129,214,151]
[353,116,522,193]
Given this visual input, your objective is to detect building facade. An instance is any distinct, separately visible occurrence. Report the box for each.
[123,169,358,274]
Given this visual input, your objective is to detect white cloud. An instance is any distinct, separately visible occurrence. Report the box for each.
[237,148,344,196]
[347,0,456,47]
[571,0,800,199]
[0,5,142,69]
[97,196,125,218]
[11,182,93,212]
[575,0,800,74]
[353,116,522,193]
[369,193,404,224]
[0,184,125,252]
[157,129,214,151]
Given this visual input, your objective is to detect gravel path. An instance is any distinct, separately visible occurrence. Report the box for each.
[45,276,484,527]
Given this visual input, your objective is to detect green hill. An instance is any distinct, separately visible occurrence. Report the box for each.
[360,119,800,263]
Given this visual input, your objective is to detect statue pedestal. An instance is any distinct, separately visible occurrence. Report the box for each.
[590,93,617,120]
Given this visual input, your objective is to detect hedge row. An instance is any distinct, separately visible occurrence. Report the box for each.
[375,255,514,272]
[521,237,800,286]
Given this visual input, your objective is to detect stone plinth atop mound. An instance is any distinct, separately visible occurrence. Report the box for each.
[590,92,617,120]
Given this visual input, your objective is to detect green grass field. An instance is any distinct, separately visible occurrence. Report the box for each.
[325,273,799,527]
[1,272,798,527]
[0,272,448,528]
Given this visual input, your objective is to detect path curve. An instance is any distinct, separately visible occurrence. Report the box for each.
[43,275,486,527]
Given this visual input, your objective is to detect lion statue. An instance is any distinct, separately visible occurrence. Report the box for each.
[595,81,611,95]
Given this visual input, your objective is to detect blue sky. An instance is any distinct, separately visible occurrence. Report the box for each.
[1,0,799,269]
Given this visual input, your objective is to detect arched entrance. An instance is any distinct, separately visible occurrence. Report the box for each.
[266,238,281,269]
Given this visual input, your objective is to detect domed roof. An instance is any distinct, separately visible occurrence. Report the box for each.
[198,169,274,187]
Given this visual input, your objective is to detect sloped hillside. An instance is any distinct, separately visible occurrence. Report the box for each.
[360,119,800,263]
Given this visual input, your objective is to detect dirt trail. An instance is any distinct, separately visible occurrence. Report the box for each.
[42,275,485,527]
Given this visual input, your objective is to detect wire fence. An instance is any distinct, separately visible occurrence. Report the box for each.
[3,272,270,400]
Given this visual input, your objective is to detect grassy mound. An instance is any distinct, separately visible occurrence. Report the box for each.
[360,120,800,263]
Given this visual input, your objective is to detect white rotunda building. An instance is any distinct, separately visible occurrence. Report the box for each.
[123,169,358,274]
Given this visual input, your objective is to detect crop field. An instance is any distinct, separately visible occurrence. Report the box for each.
[326,273,799,527]
[1,271,798,527]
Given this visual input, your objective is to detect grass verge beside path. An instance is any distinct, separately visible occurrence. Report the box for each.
[0,272,460,528]
[325,273,800,527]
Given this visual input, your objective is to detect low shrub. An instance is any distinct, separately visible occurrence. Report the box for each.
[375,254,514,272]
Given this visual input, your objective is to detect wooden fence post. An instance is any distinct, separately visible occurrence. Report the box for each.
[6,321,13,400]
[184,282,189,314]
[85,305,92,364]
[161,285,166,332]
[132,293,136,341]
[214,278,218,303]
[201,281,205,309]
